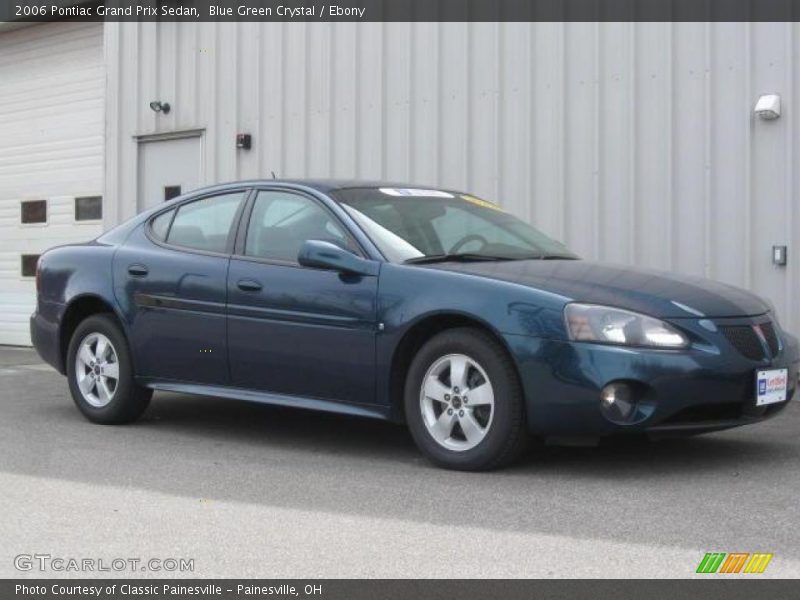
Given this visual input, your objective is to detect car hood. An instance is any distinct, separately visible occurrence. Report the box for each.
[428,259,769,319]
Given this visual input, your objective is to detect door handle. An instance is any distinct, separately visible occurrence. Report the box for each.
[237,279,263,292]
[128,264,149,277]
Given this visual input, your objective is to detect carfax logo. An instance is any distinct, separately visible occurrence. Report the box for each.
[696,552,773,574]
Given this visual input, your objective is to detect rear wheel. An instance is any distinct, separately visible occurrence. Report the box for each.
[66,314,151,424]
[404,328,528,471]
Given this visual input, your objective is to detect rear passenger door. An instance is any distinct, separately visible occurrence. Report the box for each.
[113,190,248,385]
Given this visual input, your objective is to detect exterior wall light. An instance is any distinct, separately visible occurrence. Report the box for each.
[754,94,781,120]
[149,101,171,115]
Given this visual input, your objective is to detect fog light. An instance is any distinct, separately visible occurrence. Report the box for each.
[600,382,637,423]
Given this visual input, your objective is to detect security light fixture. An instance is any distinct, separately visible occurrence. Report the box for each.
[773,245,788,267]
[149,100,171,115]
[236,133,252,150]
[754,94,780,120]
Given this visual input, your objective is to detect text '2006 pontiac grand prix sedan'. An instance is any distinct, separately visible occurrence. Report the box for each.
[31,181,799,470]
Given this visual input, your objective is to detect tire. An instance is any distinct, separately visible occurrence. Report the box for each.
[66,313,152,424]
[404,327,528,471]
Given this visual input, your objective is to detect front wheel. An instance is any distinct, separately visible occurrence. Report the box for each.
[404,328,528,471]
[66,314,152,424]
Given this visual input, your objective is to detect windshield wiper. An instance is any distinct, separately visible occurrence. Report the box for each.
[404,253,516,265]
[524,254,579,260]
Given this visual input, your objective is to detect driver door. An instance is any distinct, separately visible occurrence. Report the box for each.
[226,189,379,405]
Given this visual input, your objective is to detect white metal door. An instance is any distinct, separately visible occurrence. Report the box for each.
[0,22,104,346]
[137,135,203,211]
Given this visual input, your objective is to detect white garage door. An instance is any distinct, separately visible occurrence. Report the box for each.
[0,22,104,346]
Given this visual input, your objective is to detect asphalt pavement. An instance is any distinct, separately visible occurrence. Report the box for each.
[1,345,798,578]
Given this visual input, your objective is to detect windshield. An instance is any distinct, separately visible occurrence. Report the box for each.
[333,187,576,263]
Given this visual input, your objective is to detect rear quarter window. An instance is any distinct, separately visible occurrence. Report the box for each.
[149,209,175,241]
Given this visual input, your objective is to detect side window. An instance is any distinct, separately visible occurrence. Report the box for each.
[75,196,102,221]
[21,254,40,277]
[150,209,174,241]
[244,191,355,262]
[165,192,244,253]
[21,200,47,224]
[164,186,182,201]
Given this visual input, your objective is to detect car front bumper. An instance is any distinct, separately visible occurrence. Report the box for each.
[505,324,800,438]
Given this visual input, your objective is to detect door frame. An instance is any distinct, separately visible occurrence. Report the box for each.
[135,129,206,144]
[135,129,205,212]
[225,186,381,403]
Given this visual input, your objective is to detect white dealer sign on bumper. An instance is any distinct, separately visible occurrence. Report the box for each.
[756,368,788,406]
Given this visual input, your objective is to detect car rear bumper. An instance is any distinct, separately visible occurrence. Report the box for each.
[30,304,65,374]
[505,328,800,437]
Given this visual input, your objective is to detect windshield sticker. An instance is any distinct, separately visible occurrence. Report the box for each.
[379,188,454,198]
[460,194,505,212]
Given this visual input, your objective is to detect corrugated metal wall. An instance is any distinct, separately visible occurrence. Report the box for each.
[106,22,800,333]
[0,22,105,345]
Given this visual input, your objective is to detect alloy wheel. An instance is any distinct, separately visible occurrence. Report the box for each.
[419,353,495,451]
[74,332,120,408]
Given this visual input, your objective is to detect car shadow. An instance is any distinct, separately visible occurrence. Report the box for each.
[34,390,793,480]
[125,393,785,475]
[4,387,799,551]
[142,392,787,470]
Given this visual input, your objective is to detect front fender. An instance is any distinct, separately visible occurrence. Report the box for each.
[374,263,569,408]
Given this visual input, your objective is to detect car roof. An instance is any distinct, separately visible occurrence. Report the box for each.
[186,179,458,197]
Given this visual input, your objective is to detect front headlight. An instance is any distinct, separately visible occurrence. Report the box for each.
[564,303,689,349]
[761,297,780,324]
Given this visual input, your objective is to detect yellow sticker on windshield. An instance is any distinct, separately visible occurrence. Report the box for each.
[460,194,505,212]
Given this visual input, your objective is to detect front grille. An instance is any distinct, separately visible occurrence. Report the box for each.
[760,321,780,356]
[720,325,767,360]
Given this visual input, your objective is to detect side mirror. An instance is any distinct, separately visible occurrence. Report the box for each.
[298,240,379,276]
